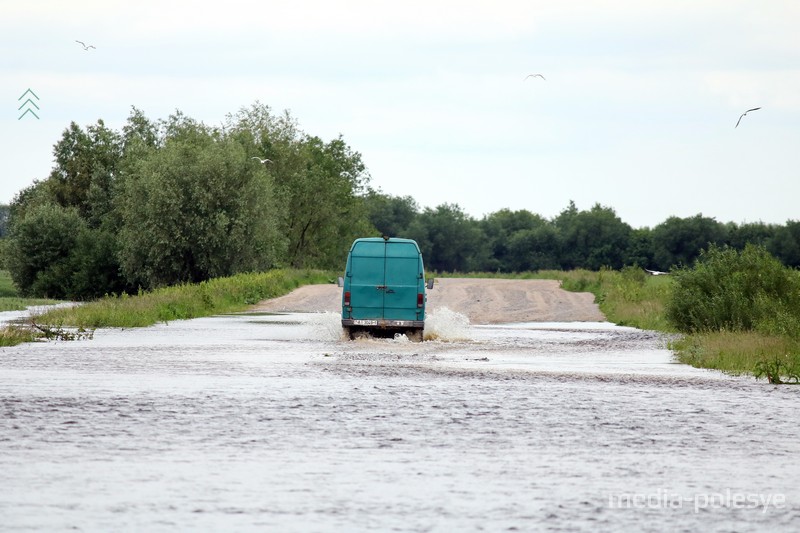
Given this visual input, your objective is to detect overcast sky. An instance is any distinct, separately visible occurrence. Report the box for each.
[2,0,798,228]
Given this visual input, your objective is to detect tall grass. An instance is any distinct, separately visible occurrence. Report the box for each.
[670,330,800,375]
[35,269,336,328]
[533,267,675,331]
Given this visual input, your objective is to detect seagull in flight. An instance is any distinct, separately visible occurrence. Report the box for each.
[644,268,669,276]
[75,40,96,51]
[524,74,546,81]
[735,107,761,128]
[251,157,273,164]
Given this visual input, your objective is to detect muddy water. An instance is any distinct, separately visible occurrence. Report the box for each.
[1,310,798,532]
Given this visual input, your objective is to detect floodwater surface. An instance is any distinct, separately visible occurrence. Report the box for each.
[1,310,798,532]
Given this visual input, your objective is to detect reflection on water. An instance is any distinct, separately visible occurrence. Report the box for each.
[1,311,798,532]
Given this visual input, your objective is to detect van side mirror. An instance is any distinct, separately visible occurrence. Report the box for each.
[426,278,434,290]
[337,276,344,287]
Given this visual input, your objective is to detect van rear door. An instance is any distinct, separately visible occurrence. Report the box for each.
[383,241,421,321]
[348,240,386,320]
[347,240,421,321]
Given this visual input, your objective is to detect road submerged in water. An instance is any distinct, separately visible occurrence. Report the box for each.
[1,305,798,532]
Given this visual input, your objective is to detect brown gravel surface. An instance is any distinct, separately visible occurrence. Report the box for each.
[249,278,605,324]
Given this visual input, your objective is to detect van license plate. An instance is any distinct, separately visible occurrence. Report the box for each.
[353,319,378,326]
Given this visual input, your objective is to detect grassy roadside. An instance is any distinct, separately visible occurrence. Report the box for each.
[533,267,674,332]
[34,269,337,328]
[532,268,799,382]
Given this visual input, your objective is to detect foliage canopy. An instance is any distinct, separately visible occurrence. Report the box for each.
[5,102,800,299]
[666,244,800,335]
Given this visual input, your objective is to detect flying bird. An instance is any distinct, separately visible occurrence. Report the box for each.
[250,157,273,164]
[75,40,96,51]
[524,74,546,81]
[735,107,761,128]
[644,268,669,276]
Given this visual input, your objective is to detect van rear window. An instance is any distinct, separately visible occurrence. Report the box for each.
[351,241,385,257]
[386,242,418,258]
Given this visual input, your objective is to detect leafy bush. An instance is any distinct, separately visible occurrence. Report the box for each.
[5,204,129,300]
[753,355,800,384]
[6,204,84,298]
[666,244,800,335]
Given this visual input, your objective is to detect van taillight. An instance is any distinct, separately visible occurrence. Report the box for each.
[417,293,424,308]
[344,291,351,306]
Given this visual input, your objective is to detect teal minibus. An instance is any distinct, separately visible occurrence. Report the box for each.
[338,237,434,341]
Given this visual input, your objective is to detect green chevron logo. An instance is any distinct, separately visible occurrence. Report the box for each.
[18,88,40,120]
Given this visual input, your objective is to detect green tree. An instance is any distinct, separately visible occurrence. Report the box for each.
[554,201,631,270]
[363,190,419,238]
[407,203,482,272]
[48,120,122,227]
[69,227,130,299]
[0,205,9,238]
[650,214,727,270]
[122,106,160,151]
[7,154,130,299]
[6,204,85,298]
[507,225,561,272]
[117,118,283,288]
[725,221,776,250]
[226,103,372,269]
[282,135,372,268]
[767,220,800,268]
[479,209,559,272]
[624,227,655,269]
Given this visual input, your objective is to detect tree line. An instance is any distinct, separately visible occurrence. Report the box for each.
[370,197,800,274]
[3,101,800,299]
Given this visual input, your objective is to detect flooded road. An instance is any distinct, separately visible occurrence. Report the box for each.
[1,310,798,532]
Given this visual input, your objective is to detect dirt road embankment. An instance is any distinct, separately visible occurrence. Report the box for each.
[250,278,605,324]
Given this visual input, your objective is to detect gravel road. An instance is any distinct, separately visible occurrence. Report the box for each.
[250,277,605,324]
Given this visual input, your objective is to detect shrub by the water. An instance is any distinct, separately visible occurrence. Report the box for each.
[666,244,800,335]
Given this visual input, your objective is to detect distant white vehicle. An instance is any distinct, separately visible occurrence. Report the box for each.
[644,268,669,276]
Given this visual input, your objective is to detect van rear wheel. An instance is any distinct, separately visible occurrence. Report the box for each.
[407,329,423,343]
[348,328,371,341]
